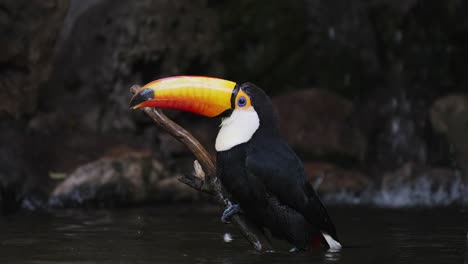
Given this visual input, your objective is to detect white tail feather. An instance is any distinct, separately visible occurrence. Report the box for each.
[322,232,342,250]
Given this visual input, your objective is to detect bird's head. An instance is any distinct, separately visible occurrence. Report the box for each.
[130,76,278,151]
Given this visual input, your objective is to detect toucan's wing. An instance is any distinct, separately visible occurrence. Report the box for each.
[246,138,338,240]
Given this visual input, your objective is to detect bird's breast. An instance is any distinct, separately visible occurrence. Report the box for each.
[216,144,267,207]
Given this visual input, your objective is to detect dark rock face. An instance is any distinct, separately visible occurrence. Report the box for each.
[44,0,223,134]
[37,0,225,178]
[273,89,366,162]
[303,0,467,175]
[0,0,69,213]
[0,117,25,213]
[1,0,467,209]
[0,0,69,115]
[304,0,467,97]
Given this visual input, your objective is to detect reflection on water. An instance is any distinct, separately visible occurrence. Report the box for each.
[0,206,466,263]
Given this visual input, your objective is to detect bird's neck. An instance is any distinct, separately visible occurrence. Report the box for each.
[215,107,260,152]
[214,104,281,152]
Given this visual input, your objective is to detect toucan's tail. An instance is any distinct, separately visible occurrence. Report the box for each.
[322,232,342,250]
[303,183,341,248]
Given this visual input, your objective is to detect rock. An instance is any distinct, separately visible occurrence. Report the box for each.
[0,0,69,213]
[430,95,468,134]
[0,116,25,213]
[44,0,224,134]
[0,115,53,213]
[304,162,370,195]
[430,95,468,182]
[2,0,468,209]
[0,0,69,115]
[19,191,49,211]
[273,89,366,161]
[50,149,198,207]
[376,162,462,207]
[216,1,309,91]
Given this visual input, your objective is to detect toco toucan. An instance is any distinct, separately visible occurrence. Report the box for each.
[129,76,341,251]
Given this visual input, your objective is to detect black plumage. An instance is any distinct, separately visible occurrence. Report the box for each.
[217,83,339,250]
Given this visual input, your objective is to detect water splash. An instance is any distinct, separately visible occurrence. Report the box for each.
[322,174,465,207]
[372,176,463,207]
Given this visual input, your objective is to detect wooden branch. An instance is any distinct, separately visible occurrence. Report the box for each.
[130,85,272,251]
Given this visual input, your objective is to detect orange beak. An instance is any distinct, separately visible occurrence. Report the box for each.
[129,76,237,117]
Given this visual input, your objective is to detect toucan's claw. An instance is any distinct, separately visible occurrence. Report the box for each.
[221,203,240,224]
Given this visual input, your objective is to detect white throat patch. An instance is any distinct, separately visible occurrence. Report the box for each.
[215,107,260,152]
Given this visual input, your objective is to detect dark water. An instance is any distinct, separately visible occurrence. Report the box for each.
[0,205,466,264]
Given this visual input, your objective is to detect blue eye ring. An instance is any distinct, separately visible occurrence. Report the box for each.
[237,96,247,107]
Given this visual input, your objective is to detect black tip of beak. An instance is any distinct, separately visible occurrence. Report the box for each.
[129,88,155,109]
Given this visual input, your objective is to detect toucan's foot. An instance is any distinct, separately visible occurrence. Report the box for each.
[221,203,240,223]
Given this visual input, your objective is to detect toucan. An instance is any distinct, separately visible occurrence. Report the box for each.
[129,76,341,251]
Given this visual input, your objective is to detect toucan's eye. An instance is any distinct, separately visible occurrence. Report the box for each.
[237,96,247,107]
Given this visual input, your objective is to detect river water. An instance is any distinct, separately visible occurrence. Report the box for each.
[0,205,466,263]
